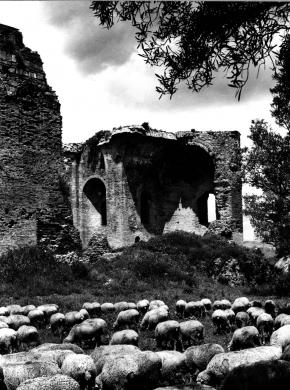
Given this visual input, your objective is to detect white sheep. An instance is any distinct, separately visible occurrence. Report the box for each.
[231,297,250,314]
[212,310,230,334]
[149,300,166,311]
[257,312,274,344]
[49,313,66,338]
[0,321,8,329]
[201,298,212,312]
[224,309,235,330]
[79,309,89,321]
[16,374,80,390]
[0,307,9,316]
[32,349,75,368]
[61,353,96,390]
[6,304,23,315]
[228,326,261,351]
[264,299,276,317]
[127,302,137,310]
[28,309,45,329]
[114,302,129,312]
[275,313,290,329]
[64,311,85,333]
[175,300,187,318]
[155,320,180,350]
[247,306,265,325]
[213,300,231,311]
[37,304,58,323]
[3,358,61,390]
[113,309,140,331]
[136,299,149,314]
[6,314,30,330]
[185,343,225,373]
[156,350,189,385]
[110,329,139,346]
[31,342,84,355]
[270,324,290,350]
[196,345,282,387]
[97,350,161,390]
[179,320,204,350]
[0,328,18,354]
[184,301,205,319]
[235,311,250,328]
[100,302,115,314]
[91,344,140,375]
[64,318,109,348]
[21,306,36,316]
[17,325,40,351]
[140,308,169,330]
[220,299,232,310]
[82,302,101,318]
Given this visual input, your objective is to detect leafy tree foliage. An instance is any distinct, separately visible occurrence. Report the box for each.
[90,1,290,98]
[271,34,290,132]
[243,120,290,256]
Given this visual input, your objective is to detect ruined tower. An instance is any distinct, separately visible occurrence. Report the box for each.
[0,24,80,254]
[65,125,243,250]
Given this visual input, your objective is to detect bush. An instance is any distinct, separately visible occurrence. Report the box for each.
[0,246,84,296]
[114,231,272,288]
[71,262,89,279]
[272,271,290,296]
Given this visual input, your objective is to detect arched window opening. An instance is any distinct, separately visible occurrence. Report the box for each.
[140,191,150,225]
[100,153,105,170]
[208,193,217,223]
[197,192,209,226]
[83,178,107,226]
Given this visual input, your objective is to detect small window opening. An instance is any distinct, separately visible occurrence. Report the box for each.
[135,236,140,243]
[207,193,217,223]
[100,154,105,170]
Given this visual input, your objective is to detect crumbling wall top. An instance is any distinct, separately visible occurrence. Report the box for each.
[0,23,45,88]
[77,124,240,154]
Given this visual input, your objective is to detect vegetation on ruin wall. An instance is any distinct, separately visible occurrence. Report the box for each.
[0,232,287,303]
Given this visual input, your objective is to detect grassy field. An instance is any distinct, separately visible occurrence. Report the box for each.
[6,288,289,353]
[0,232,287,352]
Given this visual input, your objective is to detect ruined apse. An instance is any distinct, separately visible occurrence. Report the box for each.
[0,24,80,254]
[64,125,243,250]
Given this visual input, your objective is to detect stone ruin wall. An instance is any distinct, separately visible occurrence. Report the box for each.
[0,23,243,255]
[0,24,80,255]
[65,126,243,250]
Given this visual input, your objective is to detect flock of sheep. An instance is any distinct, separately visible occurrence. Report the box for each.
[0,296,290,389]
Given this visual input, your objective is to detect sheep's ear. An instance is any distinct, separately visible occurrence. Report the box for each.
[221,358,230,374]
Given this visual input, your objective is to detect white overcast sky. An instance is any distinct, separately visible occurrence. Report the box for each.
[0,1,286,241]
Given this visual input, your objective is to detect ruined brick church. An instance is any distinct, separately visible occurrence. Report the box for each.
[0,24,243,254]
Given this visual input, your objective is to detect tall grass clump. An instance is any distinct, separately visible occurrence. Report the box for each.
[0,246,76,296]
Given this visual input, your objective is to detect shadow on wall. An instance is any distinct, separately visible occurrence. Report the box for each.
[122,135,216,235]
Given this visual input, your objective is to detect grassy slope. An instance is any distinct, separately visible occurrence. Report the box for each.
[0,232,286,351]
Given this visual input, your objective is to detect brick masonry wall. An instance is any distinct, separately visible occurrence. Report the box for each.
[66,126,243,249]
[0,24,81,254]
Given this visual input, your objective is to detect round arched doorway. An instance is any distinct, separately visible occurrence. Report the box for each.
[81,177,107,246]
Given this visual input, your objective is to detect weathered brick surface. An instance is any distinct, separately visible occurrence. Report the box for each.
[65,125,243,249]
[0,24,81,254]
